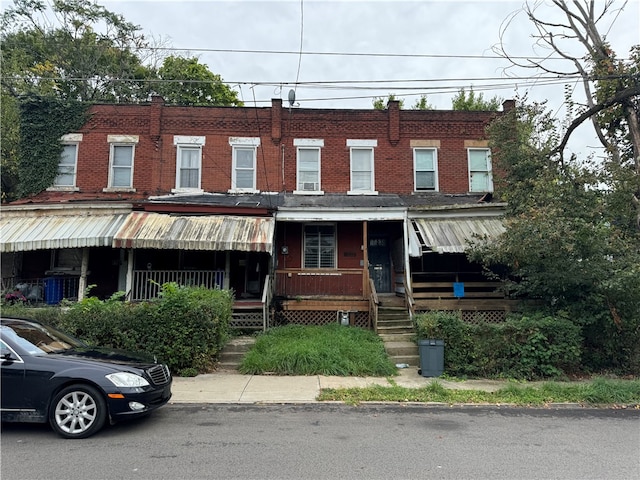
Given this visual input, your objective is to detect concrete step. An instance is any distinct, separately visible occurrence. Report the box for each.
[391,354,420,366]
[383,340,419,356]
[217,336,255,370]
[379,332,415,343]
[377,321,413,330]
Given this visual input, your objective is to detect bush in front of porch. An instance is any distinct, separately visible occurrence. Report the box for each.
[55,283,233,376]
[414,311,582,380]
[239,324,398,376]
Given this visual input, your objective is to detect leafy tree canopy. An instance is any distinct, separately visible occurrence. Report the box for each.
[0,0,242,201]
[156,56,243,106]
[451,87,502,111]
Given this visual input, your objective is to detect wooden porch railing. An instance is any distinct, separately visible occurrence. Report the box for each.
[130,270,224,301]
[368,278,379,332]
[275,269,365,297]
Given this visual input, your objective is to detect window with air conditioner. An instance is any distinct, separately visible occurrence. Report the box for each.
[295,139,323,194]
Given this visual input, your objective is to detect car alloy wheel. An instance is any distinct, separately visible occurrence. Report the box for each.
[49,384,107,439]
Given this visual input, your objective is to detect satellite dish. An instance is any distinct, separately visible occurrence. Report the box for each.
[288,89,296,107]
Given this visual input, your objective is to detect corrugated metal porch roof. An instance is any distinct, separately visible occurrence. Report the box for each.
[412,217,505,253]
[112,212,275,252]
[0,212,129,252]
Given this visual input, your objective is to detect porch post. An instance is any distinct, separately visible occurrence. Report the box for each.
[363,220,369,296]
[126,249,134,300]
[224,252,231,289]
[77,247,89,301]
[403,213,413,318]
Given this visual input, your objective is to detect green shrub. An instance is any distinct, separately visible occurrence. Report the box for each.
[57,283,232,374]
[414,311,583,380]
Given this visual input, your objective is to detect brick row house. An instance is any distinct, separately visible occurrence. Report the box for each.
[1,97,517,329]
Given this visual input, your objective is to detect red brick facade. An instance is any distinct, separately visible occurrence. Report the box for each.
[59,97,502,200]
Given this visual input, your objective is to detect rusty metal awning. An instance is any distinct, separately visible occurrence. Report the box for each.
[112,212,275,252]
[412,217,505,253]
[0,211,129,253]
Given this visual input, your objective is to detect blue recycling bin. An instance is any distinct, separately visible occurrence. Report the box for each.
[44,277,64,305]
[418,339,445,377]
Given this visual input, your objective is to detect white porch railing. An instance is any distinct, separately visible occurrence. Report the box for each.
[130,270,225,301]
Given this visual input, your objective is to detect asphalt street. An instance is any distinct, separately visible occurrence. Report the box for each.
[2,403,639,480]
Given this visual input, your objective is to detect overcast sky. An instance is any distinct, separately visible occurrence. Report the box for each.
[104,0,639,157]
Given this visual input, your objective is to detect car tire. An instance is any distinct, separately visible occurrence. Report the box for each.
[49,384,107,439]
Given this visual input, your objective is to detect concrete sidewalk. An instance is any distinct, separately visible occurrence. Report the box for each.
[170,367,513,404]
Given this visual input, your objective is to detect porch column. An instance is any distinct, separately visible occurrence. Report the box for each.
[126,249,134,300]
[363,221,369,295]
[224,252,231,289]
[77,248,89,301]
[403,214,413,317]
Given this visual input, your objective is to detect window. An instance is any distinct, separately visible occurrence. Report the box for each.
[54,144,78,187]
[468,148,493,192]
[414,148,438,191]
[348,139,377,194]
[107,135,138,190]
[304,224,336,269]
[230,137,260,192]
[295,139,324,194]
[173,136,205,192]
[51,133,82,189]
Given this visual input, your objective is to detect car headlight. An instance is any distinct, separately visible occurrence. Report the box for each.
[106,372,150,387]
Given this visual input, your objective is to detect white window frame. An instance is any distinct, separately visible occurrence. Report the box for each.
[413,147,438,192]
[49,133,82,191]
[303,223,336,269]
[294,139,324,195]
[347,139,378,195]
[229,137,260,193]
[173,135,205,193]
[468,148,493,192]
[104,135,138,192]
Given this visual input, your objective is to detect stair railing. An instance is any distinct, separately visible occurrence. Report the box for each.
[368,278,379,332]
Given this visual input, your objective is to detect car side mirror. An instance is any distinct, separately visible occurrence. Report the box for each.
[1,347,14,361]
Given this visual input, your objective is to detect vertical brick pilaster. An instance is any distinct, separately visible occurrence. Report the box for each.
[388,100,400,145]
[150,95,163,137]
[271,98,282,142]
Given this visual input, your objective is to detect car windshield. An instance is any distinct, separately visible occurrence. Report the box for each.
[0,322,84,355]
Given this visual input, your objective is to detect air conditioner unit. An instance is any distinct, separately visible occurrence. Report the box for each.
[301,182,318,191]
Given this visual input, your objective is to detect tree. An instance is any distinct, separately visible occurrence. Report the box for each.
[473,0,640,372]
[451,87,502,111]
[1,0,152,102]
[372,94,404,110]
[494,0,640,228]
[411,95,434,110]
[0,0,242,201]
[155,56,243,106]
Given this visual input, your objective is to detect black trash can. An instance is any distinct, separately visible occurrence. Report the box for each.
[418,339,444,377]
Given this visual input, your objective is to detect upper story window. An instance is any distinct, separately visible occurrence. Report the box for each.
[347,139,377,195]
[229,137,260,192]
[414,148,438,191]
[50,133,82,190]
[303,224,336,269]
[105,135,138,191]
[173,135,205,192]
[294,139,324,194]
[468,148,493,192]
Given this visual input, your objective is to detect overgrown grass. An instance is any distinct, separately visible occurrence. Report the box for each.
[317,377,640,406]
[239,324,398,376]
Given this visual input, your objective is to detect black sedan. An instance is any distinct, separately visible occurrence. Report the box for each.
[1,317,172,439]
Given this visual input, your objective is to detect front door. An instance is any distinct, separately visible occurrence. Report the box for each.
[368,236,391,293]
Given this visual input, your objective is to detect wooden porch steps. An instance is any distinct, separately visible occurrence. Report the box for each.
[217,336,256,371]
[377,304,419,366]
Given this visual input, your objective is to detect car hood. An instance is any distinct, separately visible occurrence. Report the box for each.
[51,347,159,369]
